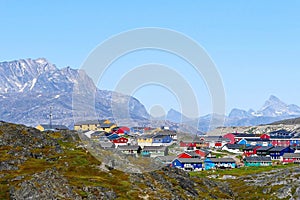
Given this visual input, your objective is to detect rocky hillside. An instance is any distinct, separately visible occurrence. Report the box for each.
[207,124,300,136]
[271,117,300,126]
[1,122,300,199]
[207,115,300,136]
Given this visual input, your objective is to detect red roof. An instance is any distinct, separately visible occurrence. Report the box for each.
[194,150,205,157]
[215,142,222,147]
[117,126,130,134]
[177,152,192,158]
[260,134,270,140]
[112,137,128,143]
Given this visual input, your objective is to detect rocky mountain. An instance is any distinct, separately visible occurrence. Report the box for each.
[207,96,299,131]
[227,95,300,120]
[166,109,193,123]
[228,108,252,119]
[165,96,300,132]
[249,95,300,118]
[1,58,300,133]
[0,58,150,128]
[224,95,300,127]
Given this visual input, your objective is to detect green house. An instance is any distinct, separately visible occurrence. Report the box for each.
[141,146,168,158]
[244,156,272,167]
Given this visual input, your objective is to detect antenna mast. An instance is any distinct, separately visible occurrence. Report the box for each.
[49,106,53,129]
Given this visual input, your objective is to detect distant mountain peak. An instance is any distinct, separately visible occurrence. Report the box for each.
[268,95,284,103]
[166,108,191,123]
[228,108,250,119]
[256,95,300,117]
[261,95,286,111]
[168,108,180,114]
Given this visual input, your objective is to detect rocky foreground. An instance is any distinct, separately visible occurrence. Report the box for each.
[0,122,300,199]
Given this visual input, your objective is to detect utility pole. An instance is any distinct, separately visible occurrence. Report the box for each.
[49,106,53,129]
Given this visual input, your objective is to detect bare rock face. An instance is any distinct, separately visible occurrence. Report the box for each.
[9,169,81,200]
[236,167,300,199]
[0,58,150,128]
[0,160,19,171]
[9,168,117,200]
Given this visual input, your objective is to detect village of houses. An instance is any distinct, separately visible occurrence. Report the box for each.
[38,119,300,172]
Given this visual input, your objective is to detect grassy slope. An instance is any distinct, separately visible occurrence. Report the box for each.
[190,164,297,199]
[0,125,203,199]
[0,123,297,199]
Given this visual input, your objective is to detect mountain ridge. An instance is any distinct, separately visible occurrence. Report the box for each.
[1,58,300,132]
[0,58,150,128]
[165,95,300,132]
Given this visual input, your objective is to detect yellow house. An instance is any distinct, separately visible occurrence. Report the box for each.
[74,119,116,132]
[137,135,153,147]
[36,124,68,131]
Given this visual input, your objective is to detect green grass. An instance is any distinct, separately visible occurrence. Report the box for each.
[1,123,297,200]
[0,183,9,198]
[190,163,297,177]
[211,152,227,158]
[215,149,237,155]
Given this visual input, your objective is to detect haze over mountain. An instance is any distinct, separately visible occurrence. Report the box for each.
[1,58,299,132]
[166,95,300,132]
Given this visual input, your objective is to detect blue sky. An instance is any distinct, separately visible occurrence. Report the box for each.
[1,1,300,117]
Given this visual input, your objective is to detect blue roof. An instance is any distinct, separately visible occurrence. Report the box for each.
[268,146,288,152]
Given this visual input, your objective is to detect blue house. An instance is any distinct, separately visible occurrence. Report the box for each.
[268,146,294,160]
[204,158,236,170]
[130,127,145,134]
[238,138,271,147]
[237,138,248,146]
[152,135,173,144]
[172,158,203,171]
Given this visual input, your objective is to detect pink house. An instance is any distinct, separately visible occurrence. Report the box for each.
[223,133,235,144]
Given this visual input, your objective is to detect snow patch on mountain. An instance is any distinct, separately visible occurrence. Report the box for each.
[30,78,37,90]
[0,58,150,128]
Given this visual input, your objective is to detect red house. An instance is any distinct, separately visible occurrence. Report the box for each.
[177,149,211,159]
[215,142,222,148]
[282,153,300,164]
[177,152,192,158]
[243,146,260,157]
[179,138,202,148]
[117,126,130,134]
[177,151,202,159]
[260,134,270,140]
[271,139,290,147]
[112,137,128,146]
[194,149,211,158]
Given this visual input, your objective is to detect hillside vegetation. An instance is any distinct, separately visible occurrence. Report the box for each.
[0,122,299,199]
